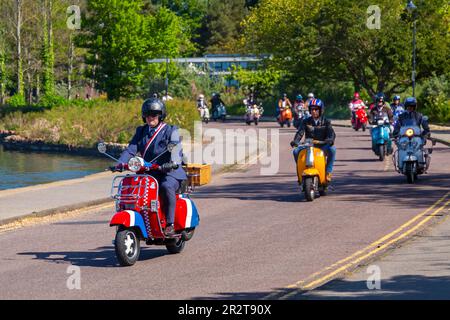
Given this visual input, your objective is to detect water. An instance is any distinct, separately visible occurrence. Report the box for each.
[0,145,112,190]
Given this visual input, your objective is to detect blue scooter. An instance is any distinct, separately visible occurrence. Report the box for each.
[371,116,392,161]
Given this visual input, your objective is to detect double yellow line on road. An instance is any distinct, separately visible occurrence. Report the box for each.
[265,190,450,299]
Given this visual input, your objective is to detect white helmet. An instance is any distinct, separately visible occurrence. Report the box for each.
[308,93,314,99]
[198,94,204,100]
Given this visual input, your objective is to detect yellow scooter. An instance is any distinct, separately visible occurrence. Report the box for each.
[293,139,329,201]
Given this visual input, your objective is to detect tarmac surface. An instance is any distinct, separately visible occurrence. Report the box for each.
[0,119,449,299]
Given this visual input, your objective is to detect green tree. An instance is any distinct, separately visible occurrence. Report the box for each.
[78,0,190,100]
[203,0,249,54]
[41,0,55,96]
[148,0,208,54]
[242,0,449,98]
[78,0,152,100]
[229,65,282,99]
[0,26,7,105]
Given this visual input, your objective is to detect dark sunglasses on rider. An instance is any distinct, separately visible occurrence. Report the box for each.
[144,111,161,118]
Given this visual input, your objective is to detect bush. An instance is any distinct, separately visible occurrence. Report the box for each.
[0,98,199,147]
[7,94,26,107]
[419,74,450,124]
[38,94,70,108]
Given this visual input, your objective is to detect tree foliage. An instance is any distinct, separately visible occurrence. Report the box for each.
[242,0,450,98]
[78,0,191,100]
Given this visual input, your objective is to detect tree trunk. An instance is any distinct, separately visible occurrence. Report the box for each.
[16,0,24,97]
[42,0,54,95]
[67,33,74,99]
[36,73,40,102]
[0,51,5,105]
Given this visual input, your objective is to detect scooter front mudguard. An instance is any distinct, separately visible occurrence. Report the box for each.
[110,210,149,239]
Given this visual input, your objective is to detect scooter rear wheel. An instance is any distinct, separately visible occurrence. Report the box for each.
[115,228,140,266]
[166,238,186,254]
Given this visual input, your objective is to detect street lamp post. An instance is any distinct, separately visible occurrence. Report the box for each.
[406,0,417,97]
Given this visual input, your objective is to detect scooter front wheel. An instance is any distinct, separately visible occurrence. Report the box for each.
[304,178,315,201]
[115,228,140,266]
[406,162,416,184]
[378,145,385,161]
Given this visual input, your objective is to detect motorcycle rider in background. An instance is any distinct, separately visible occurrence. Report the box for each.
[369,93,394,125]
[393,97,431,143]
[277,93,292,121]
[290,99,336,183]
[197,94,209,118]
[390,95,405,125]
[349,92,366,123]
[210,93,226,118]
[305,93,315,106]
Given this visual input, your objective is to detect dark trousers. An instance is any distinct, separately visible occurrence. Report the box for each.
[158,175,181,225]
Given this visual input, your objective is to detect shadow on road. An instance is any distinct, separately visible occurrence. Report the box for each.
[18,246,168,268]
[293,274,450,300]
[190,274,450,300]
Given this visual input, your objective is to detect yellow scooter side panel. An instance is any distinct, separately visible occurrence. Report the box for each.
[296,147,327,185]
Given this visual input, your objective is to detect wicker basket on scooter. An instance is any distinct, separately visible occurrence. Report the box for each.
[182,163,211,186]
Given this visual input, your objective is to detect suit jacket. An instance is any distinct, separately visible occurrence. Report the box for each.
[118,122,187,181]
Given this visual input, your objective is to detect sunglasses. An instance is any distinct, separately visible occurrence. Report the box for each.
[144,112,161,118]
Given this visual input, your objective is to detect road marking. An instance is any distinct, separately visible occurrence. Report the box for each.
[383,155,391,172]
[264,191,450,299]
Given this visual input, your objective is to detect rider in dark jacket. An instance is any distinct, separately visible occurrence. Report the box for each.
[116,98,187,236]
[290,98,336,182]
[393,97,431,141]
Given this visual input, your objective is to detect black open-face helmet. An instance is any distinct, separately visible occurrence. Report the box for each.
[141,98,166,123]
[375,92,385,103]
[404,97,417,110]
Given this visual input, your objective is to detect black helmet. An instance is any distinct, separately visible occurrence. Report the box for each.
[404,97,417,110]
[375,92,385,102]
[141,98,166,123]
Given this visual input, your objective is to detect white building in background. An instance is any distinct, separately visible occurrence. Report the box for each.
[148,54,268,87]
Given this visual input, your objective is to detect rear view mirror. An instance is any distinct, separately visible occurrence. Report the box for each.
[97,142,107,154]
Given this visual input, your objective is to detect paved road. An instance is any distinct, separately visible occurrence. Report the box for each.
[0,122,449,299]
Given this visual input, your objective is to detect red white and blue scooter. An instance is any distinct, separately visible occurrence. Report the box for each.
[98,142,200,266]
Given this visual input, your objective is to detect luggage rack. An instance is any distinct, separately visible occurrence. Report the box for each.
[110,174,154,211]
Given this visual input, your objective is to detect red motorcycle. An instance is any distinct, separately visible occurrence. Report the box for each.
[98,143,199,266]
[352,107,368,131]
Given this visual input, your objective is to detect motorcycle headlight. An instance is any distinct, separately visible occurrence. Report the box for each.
[405,128,414,138]
[128,157,144,172]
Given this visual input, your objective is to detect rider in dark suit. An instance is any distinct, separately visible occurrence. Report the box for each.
[117,98,187,236]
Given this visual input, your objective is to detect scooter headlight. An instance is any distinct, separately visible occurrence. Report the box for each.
[128,157,144,172]
[405,128,414,138]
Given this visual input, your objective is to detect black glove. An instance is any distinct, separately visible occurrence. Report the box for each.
[109,164,123,172]
[160,162,175,173]
[290,141,298,148]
